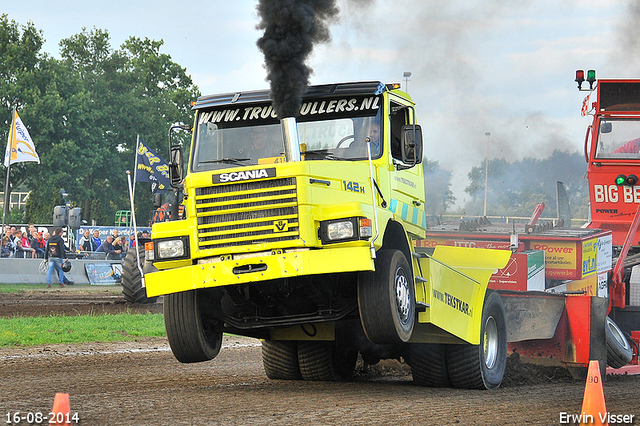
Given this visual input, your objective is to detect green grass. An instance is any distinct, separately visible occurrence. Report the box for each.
[0,313,165,347]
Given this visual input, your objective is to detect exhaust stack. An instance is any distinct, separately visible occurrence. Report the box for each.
[280,117,301,162]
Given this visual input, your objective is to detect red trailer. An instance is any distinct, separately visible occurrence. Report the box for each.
[420,219,638,377]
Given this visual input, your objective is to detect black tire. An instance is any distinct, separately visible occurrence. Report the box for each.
[262,340,302,380]
[122,246,157,304]
[297,340,357,381]
[408,343,450,387]
[606,316,633,369]
[446,291,507,390]
[164,290,222,363]
[358,249,415,344]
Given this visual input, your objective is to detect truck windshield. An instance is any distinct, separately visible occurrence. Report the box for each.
[595,118,640,159]
[191,95,382,172]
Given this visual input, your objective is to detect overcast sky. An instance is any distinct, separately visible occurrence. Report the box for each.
[3,0,638,206]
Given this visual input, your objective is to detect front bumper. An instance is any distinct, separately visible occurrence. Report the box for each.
[144,246,375,297]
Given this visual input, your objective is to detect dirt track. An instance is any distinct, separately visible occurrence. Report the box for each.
[1,288,639,425]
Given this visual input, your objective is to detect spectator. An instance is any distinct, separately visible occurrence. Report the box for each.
[79,229,98,252]
[29,231,44,258]
[113,236,127,258]
[129,233,137,248]
[13,238,31,258]
[91,229,102,249]
[17,230,36,258]
[2,225,10,239]
[112,229,120,241]
[45,227,72,288]
[7,226,17,247]
[96,235,122,260]
[1,236,11,258]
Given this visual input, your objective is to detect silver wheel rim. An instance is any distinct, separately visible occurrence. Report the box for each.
[484,316,498,369]
[395,267,411,325]
[608,318,631,350]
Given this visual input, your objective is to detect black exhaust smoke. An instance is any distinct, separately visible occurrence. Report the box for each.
[256,0,339,120]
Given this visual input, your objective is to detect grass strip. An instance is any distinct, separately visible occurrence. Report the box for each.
[0,313,165,347]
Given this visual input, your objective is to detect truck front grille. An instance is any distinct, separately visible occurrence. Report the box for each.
[195,177,299,250]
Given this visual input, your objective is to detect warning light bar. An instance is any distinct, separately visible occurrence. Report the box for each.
[575,69,597,91]
[615,174,638,186]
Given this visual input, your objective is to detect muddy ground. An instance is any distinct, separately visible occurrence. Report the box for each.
[0,287,639,425]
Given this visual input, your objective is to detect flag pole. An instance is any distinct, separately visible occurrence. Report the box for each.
[133,135,140,201]
[1,108,16,236]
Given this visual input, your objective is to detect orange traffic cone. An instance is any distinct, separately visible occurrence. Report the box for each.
[51,393,70,426]
[579,360,608,426]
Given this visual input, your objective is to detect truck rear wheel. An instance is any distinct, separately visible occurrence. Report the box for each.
[358,249,415,344]
[122,246,158,304]
[446,291,507,390]
[262,340,302,380]
[606,316,633,369]
[297,340,357,381]
[407,343,450,387]
[164,290,222,363]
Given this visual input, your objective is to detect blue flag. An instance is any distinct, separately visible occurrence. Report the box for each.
[136,139,170,193]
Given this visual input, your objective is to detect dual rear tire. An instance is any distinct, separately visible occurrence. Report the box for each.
[408,291,507,390]
[262,339,357,382]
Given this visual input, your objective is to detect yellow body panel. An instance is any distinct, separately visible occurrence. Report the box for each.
[415,246,511,344]
[145,245,375,297]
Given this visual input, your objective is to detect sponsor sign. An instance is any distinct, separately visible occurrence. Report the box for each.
[546,272,608,298]
[198,95,381,129]
[489,250,545,292]
[531,241,578,279]
[445,239,524,251]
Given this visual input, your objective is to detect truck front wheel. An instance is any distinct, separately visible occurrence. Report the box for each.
[164,290,222,363]
[446,291,507,390]
[358,249,415,344]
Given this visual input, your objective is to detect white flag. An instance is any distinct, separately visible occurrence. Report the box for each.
[4,110,40,167]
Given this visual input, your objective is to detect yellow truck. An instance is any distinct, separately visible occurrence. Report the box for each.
[140,81,519,389]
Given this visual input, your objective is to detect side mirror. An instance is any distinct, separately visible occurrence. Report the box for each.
[600,122,612,134]
[169,145,184,188]
[401,124,423,165]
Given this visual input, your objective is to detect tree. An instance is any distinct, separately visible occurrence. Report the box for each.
[464,150,589,220]
[19,27,200,225]
[424,159,455,216]
[0,14,47,222]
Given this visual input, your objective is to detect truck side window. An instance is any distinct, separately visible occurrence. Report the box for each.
[390,102,406,160]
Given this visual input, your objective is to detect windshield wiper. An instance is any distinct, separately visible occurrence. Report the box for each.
[200,158,251,165]
[303,150,343,161]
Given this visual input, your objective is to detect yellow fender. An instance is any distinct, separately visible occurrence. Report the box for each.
[415,246,511,345]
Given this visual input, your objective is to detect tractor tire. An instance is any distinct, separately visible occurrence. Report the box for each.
[606,316,633,369]
[446,291,507,390]
[121,246,157,304]
[297,340,357,381]
[358,249,415,344]
[262,340,302,380]
[164,290,222,363]
[407,343,450,387]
